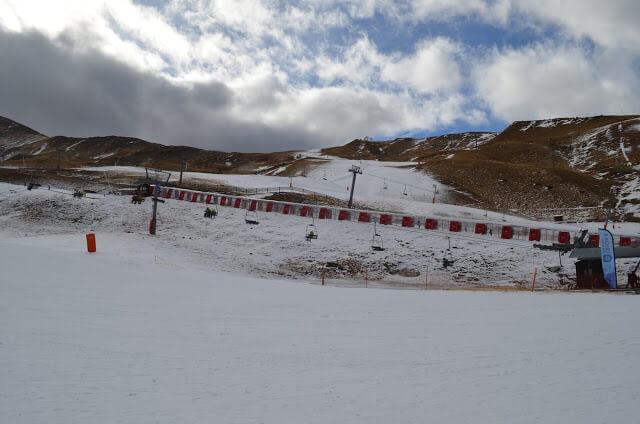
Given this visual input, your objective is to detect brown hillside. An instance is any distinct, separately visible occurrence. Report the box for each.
[1,114,639,219]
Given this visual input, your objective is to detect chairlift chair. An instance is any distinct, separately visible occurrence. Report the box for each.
[371,233,384,251]
[305,223,318,241]
[245,210,259,225]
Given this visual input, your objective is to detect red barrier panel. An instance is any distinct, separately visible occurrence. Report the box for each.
[300,206,311,217]
[319,208,331,219]
[234,198,241,208]
[380,214,392,225]
[178,191,186,201]
[529,228,541,241]
[220,196,227,206]
[205,194,212,204]
[558,231,570,244]
[147,185,154,196]
[249,200,257,211]
[359,212,371,223]
[266,202,273,212]
[191,193,199,202]
[338,210,350,221]
[449,221,461,232]
[501,226,513,239]
[620,237,631,246]
[402,216,414,227]
[425,219,437,230]
[588,234,599,246]
[282,204,291,214]
[475,223,487,234]
[164,188,173,199]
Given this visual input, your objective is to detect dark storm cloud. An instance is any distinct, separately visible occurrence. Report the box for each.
[0,29,318,152]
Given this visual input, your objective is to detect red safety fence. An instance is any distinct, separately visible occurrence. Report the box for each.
[558,231,570,244]
[358,212,371,223]
[425,219,437,230]
[150,185,638,247]
[529,228,541,242]
[338,210,350,221]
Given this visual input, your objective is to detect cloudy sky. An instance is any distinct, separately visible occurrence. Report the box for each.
[0,0,639,152]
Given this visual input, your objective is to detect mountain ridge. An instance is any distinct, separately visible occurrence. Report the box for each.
[1,114,639,219]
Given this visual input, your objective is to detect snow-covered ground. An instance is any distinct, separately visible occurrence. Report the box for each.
[2,181,639,288]
[2,234,640,423]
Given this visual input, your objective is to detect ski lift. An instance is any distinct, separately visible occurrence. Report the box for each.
[371,233,384,251]
[403,185,408,195]
[204,206,218,218]
[371,223,384,251]
[383,178,387,190]
[245,210,259,225]
[305,223,318,241]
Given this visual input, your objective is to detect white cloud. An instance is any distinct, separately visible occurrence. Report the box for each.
[381,37,464,93]
[516,1,640,52]
[0,0,638,151]
[474,43,640,121]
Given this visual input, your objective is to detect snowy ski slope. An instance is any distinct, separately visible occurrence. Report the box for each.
[2,236,640,423]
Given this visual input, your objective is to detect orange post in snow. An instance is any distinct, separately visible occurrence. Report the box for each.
[86,233,96,253]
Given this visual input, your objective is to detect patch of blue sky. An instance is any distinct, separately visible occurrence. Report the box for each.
[356,13,555,55]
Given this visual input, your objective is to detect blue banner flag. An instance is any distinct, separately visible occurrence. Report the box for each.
[598,229,617,289]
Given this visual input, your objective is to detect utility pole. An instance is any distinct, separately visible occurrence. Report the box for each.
[178,156,186,187]
[347,165,362,208]
[56,146,66,170]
